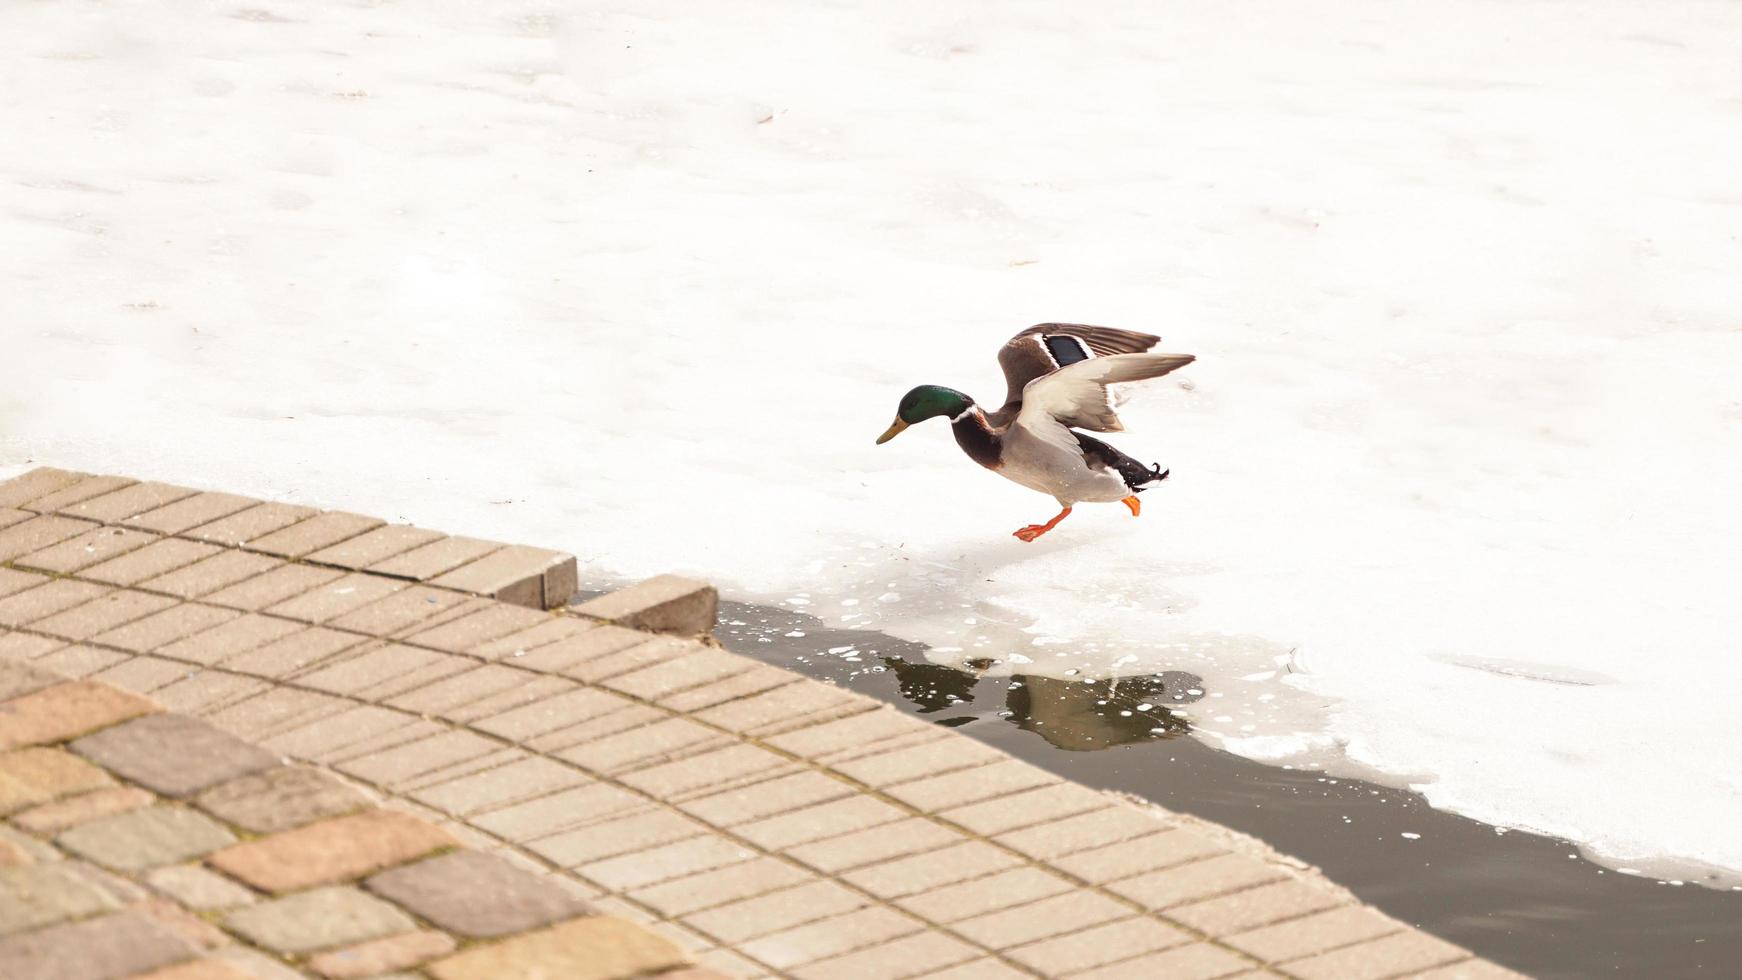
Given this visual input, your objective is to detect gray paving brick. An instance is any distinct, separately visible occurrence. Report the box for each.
[0,908,193,980]
[56,805,237,871]
[0,864,125,936]
[72,714,280,798]
[571,574,718,634]
[365,850,589,937]
[145,864,260,912]
[195,765,372,833]
[225,886,415,954]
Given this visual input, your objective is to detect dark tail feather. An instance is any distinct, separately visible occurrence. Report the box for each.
[1075,434,1171,493]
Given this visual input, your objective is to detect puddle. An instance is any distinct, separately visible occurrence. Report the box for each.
[709,598,1742,980]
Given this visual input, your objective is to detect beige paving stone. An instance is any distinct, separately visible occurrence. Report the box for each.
[202,564,346,613]
[0,907,194,978]
[1107,853,1290,912]
[295,642,450,696]
[684,879,869,944]
[146,863,261,911]
[410,755,588,816]
[126,492,258,535]
[12,785,155,833]
[402,602,550,654]
[444,674,582,728]
[156,613,304,666]
[786,817,962,874]
[631,856,812,917]
[328,585,473,637]
[0,567,49,599]
[308,929,457,979]
[62,481,199,523]
[834,736,1004,788]
[31,589,178,641]
[739,905,925,971]
[565,634,701,683]
[89,655,190,695]
[72,713,279,798]
[940,782,1111,837]
[135,894,231,949]
[680,769,853,827]
[32,643,128,679]
[225,885,416,954]
[766,706,933,760]
[339,729,500,787]
[472,782,649,844]
[995,802,1171,860]
[196,766,372,834]
[221,625,365,678]
[90,603,238,655]
[1052,828,1232,883]
[791,929,980,980]
[365,850,590,937]
[694,679,853,733]
[57,805,237,871]
[0,747,112,814]
[1165,878,1349,936]
[0,862,125,935]
[603,648,754,702]
[572,574,719,635]
[896,866,1077,925]
[182,502,318,547]
[202,685,348,740]
[523,703,664,754]
[0,631,63,664]
[208,944,314,980]
[1281,931,1469,980]
[142,550,284,600]
[0,509,30,532]
[509,623,651,673]
[577,832,756,892]
[132,957,259,980]
[151,670,270,715]
[266,572,407,624]
[472,686,638,742]
[0,660,60,699]
[886,758,1059,814]
[914,957,1031,980]
[843,840,1024,901]
[1008,915,1191,974]
[558,716,727,776]
[519,804,703,866]
[0,514,101,562]
[262,704,421,760]
[79,537,222,588]
[619,742,792,800]
[0,680,159,750]
[368,535,501,580]
[210,808,454,893]
[469,615,597,659]
[23,475,137,514]
[738,793,912,856]
[384,663,529,715]
[0,467,92,509]
[1410,959,1532,980]
[428,544,576,609]
[15,525,159,574]
[426,915,688,980]
[305,524,445,570]
[1225,905,1404,963]
[244,511,384,559]
[1074,941,1254,980]
[0,578,113,628]
[665,664,802,714]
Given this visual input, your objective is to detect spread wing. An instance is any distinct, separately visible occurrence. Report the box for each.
[1014,351,1196,453]
[996,324,1162,413]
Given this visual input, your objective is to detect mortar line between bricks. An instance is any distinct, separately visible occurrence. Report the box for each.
[4,625,1048,977]
[9,609,1303,978]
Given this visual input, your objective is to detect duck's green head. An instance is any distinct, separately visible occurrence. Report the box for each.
[877,385,973,444]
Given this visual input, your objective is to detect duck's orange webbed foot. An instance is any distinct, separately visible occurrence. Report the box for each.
[1013,506,1072,543]
[1122,496,1141,517]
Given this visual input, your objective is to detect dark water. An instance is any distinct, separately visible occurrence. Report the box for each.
[710,600,1742,980]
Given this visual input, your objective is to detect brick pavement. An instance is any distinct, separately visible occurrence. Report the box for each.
[0,467,1527,979]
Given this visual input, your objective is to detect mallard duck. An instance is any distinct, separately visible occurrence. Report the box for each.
[876,324,1194,541]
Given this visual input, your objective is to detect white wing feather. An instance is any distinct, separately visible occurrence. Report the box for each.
[1014,352,1195,453]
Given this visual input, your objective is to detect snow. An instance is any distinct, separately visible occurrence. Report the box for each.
[5,0,1742,883]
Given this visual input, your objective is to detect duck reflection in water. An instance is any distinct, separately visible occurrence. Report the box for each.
[879,657,1205,750]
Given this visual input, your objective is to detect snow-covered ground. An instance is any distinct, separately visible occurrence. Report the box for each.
[5,1,1741,884]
